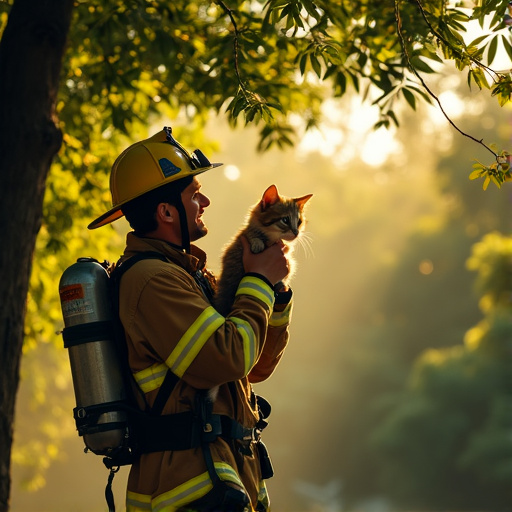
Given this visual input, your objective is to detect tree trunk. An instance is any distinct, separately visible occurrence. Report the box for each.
[0,1,73,510]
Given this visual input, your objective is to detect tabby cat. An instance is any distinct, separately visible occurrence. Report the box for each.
[214,184,312,316]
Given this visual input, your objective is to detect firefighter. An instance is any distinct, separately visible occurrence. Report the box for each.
[88,127,293,512]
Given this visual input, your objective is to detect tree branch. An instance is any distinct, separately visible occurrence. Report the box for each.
[215,0,248,95]
[395,0,497,158]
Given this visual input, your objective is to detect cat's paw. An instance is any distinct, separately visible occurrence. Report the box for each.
[250,239,265,253]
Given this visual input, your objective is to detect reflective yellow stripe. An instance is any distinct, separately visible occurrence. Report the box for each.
[126,490,152,511]
[215,463,243,486]
[236,276,274,309]
[153,471,212,511]
[258,481,270,511]
[133,363,168,394]
[166,306,225,378]
[269,302,292,327]
[150,462,244,512]
[231,317,256,375]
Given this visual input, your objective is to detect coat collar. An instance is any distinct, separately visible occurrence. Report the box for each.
[122,232,208,274]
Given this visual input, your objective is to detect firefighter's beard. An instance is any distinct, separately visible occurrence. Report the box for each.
[189,217,208,242]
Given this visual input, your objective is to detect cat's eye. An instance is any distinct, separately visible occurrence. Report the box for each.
[282,216,290,225]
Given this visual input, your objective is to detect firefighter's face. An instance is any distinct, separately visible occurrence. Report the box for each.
[181,177,211,241]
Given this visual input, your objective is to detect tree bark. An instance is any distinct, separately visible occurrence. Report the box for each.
[0,1,73,510]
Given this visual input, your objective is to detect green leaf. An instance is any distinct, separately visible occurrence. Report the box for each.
[473,67,490,90]
[402,88,417,110]
[468,34,489,46]
[489,9,503,30]
[268,0,291,8]
[299,52,308,75]
[301,0,321,21]
[469,169,484,180]
[467,68,474,88]
[410,57,436,74]
[323,64,337,80]
[501,35,512,62]
[386,109,399,127]
[487,35,499,65]
[335,71,347,95]
[490,174,502,188]
[310,53,322,77]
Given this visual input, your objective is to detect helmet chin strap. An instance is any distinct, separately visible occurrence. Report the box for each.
[174,195,191,254]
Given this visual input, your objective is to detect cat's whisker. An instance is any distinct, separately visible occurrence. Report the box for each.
[296,232,314,258]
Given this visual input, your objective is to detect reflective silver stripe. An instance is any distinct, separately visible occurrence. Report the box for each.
[269,302,292,327]
[215,463,243,485]
[126,491,152,511]
[236,276,274,309]
[153,474,212,512]
[133,362,168,394]
[166,306,225,377]
[231,316,256,375]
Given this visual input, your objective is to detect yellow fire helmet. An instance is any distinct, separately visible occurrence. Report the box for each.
[88,126,222,229]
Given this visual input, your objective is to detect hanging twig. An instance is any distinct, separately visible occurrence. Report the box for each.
[413,0,499,84]
[215,0,248,96]
[394,0,498,158]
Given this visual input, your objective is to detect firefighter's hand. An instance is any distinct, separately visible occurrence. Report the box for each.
[241,235,290,286]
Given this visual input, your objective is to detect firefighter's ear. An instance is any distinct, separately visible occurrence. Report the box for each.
[157,203,173,222]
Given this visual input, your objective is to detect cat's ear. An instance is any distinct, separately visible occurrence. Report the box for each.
[295,193,313,209]
[260,184,280,210]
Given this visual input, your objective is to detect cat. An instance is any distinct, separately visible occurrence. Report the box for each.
[214,184,312,316]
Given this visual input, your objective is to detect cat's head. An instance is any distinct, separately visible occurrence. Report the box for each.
[254,184,312,243]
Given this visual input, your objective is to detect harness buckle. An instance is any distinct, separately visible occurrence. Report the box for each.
[243,427,262,443]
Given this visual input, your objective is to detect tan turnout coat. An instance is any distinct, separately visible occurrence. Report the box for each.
[118,233,292,512]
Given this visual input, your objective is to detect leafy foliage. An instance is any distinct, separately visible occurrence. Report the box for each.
[2,0,511,178]
[470,149,512,189]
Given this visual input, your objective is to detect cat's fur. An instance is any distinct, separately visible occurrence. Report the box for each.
[214,184,312,316]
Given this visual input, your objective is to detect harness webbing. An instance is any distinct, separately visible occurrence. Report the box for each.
[150,367,180,417]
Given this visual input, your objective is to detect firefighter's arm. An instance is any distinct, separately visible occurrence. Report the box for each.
[128,264,274,390]
[248,292,293,383]
[184,238,291,386]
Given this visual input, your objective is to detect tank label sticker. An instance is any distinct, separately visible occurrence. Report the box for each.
[60,284,94,317]
[60,284,84,302]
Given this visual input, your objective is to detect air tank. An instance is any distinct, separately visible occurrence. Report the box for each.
[59,257,127,455]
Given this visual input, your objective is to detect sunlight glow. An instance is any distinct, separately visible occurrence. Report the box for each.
[428,90,466,127]
[297,98,402,168]
[361,128,400,166]
[419,259,434,275]
[223,164,241,181]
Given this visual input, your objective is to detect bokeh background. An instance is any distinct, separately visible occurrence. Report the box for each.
[10,70,512,511]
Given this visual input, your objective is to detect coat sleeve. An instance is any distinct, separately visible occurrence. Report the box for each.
[122,263,279,390]
[248,297,292,383]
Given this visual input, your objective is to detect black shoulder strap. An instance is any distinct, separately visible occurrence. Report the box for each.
[112,251,169,279]
[109,250,170,339]
[110,251,179,415]
[151,369,179,416]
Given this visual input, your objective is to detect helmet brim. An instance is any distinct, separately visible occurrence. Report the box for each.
[87,163,221,230]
